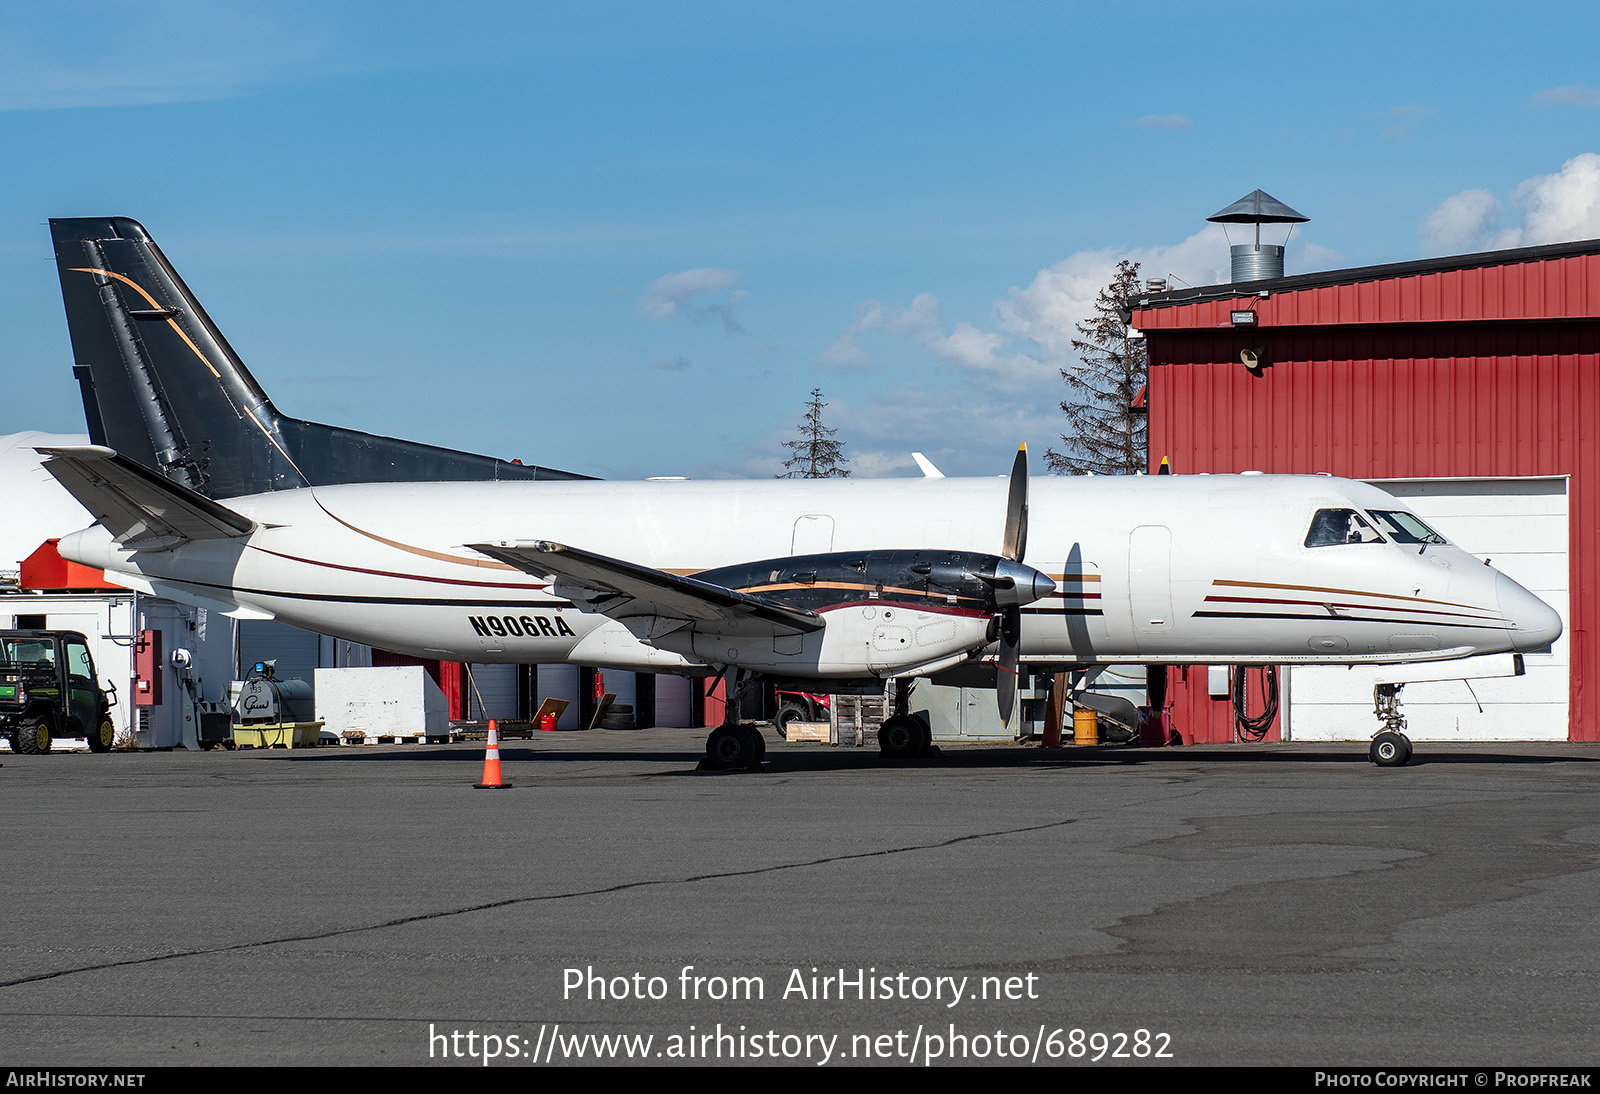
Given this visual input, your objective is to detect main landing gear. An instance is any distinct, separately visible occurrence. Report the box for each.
[878,678,932,761]
[1369,683,1414,767]
[701,668,767,771]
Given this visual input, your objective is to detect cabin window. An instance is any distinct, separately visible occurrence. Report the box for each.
[1304,508,1384,547]
[1366,509,1448,545]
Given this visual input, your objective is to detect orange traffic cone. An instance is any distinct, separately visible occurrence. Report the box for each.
[474,719,513,789]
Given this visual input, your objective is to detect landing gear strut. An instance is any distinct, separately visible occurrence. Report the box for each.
[701,668,766,771]
[1369,683,1414,767]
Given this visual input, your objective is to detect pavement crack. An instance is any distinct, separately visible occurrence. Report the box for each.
[0,817,1077,990]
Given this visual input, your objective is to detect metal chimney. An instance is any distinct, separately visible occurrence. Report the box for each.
[1206,189,1309,281]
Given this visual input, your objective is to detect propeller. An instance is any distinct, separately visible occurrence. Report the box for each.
[997,443,1029,728]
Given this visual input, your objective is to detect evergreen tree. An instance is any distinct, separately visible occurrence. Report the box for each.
[1044,259,1149,475]
[779,388,850,478]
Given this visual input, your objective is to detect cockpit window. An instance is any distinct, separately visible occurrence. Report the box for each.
[1305,508,1384,547]
[1366,509,1448,545]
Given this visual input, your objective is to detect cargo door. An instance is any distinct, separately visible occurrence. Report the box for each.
[1128,525,1174,649]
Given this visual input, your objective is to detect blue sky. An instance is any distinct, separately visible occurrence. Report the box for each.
[4,1,1599,479]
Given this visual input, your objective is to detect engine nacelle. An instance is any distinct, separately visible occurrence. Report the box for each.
[664,603,994,678]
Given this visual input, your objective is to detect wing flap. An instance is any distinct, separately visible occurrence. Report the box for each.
[37,445,257,548]
[470,540,823,638]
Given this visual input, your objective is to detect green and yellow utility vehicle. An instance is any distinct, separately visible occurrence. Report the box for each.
[0,630,117,754]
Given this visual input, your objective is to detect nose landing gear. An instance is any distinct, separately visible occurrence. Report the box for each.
[1370,683,1414,766]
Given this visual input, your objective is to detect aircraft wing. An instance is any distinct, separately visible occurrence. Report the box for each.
[469,540,823,639]
[37,445,257,549]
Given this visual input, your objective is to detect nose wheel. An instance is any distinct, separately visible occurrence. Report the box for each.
[1369,730,1413,766]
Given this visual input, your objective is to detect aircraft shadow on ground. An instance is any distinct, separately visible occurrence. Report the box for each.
[253,739,1597,772]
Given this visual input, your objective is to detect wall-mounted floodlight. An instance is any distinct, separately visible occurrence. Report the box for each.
[1231,310,1258,326]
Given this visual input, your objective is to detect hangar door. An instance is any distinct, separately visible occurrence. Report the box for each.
[1286,477,1569,742]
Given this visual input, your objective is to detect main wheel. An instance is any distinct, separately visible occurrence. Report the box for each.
[1369,731,1412,767]
[705,724,758,770]
[15,718,53,755]
[878,714,928,760]
[87,718,115,753]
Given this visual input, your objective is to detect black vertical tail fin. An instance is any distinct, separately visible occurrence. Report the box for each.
[51,217,590,499]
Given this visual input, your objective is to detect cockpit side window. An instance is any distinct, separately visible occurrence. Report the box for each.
[1305,508,1384,547]
[1366,509,1448,545]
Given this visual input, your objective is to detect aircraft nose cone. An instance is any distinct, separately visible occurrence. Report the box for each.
[993,560,1056,607]
[1497,571,1563,653]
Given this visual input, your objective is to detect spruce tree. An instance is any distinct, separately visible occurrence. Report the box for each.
[779,388,850,478]
[1044,259,1149,475]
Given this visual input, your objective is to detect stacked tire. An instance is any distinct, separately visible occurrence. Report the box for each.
[600,703,637,730]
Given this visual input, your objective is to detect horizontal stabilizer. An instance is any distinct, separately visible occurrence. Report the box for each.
[470,540,823,638]
[38,445,257,549]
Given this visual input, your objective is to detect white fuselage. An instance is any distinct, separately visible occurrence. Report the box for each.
[57,473,1562,676]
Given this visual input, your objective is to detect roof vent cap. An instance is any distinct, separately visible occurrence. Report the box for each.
[1206,189,1309,282]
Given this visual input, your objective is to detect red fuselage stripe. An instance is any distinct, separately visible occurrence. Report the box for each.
[246,544,550,591]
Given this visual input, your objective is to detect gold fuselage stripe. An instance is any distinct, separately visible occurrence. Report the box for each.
[1214,577,1480,611]
[313,496,519,571]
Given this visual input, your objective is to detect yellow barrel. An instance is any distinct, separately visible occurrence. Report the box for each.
[1073,707,1099,745]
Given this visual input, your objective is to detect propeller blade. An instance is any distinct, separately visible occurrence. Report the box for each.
[996,606,1021,728]
[1002,443,1029,563]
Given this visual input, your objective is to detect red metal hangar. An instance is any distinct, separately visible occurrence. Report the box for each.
[1129,235,1599,744]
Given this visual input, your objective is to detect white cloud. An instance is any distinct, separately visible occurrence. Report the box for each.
[1418,189,1509,256]
[639,267,746,323]
[833,382,1067,478]
[1296,242,1346,270]
[1126,113,1192,131]
[817,299,885,366]
[1534,85,1600,107]
[815,225,1251,428]
[1372,103,1434,139]
[1419,154,1600,255]
[846,450,915,477]
[804,225,1312,477]
[995,225,1232,367]
[888,293,1045,385]
[1515,153,1600,244]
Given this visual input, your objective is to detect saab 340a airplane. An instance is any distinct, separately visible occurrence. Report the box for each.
[36,218,1563,770]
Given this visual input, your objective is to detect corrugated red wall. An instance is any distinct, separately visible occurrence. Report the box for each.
[1134,257,1600,743]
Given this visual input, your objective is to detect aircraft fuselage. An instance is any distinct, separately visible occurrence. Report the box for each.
[57,472,1561,677]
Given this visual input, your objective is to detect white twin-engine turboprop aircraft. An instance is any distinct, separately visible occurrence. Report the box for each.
[42,443,1562,769]
[35,217,1562,770]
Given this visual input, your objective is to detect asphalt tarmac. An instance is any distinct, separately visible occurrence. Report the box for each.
[3,729,1598,1068]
